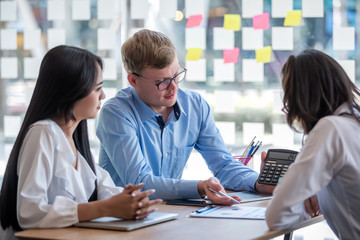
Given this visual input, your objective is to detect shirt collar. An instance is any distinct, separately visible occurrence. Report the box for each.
[131,87,184,122]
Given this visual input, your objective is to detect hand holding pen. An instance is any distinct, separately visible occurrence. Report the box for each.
[201,177,241,206]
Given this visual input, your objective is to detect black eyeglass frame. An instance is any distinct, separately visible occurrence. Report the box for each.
[132,66,187,91]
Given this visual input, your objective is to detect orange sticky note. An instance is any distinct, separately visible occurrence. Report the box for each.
[284,10,302,26]
[224,14,241,31]
[223,47,240,64]
[256,46,272,63]
[253,13,269,30]
[186,48,202,61]
[186,14,203,28]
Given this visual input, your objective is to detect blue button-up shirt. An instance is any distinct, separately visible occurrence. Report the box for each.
[97,87,259,199]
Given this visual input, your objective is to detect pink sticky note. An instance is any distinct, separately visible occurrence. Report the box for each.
[186,14,203,28]
[223,47,240,64]
[253,13,269,30]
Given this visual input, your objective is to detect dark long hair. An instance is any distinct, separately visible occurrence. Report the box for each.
[282,49,360,134]
[0,45,102,231]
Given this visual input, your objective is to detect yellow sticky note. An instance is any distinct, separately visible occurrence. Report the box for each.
[284,10,302,26]
[256,46,272,63]
[224,14,241,31]
[186,48,202,61]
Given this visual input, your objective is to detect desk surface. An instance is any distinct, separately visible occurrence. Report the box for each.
[16,200,323,240]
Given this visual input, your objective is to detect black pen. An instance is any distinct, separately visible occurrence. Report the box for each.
[251,141,262,157]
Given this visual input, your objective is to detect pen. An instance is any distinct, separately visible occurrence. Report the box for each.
[195,205,215,213]
[208,188,241,204]
[242,136,256,157]
[251,141,262,157]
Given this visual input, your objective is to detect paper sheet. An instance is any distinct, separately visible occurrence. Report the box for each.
[190,205,266,219]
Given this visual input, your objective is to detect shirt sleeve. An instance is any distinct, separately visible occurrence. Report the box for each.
[97,104,201,200]
[195,96,259,192]
[96,165,124,200]
[265,118,345,230]
[17,125,78,229]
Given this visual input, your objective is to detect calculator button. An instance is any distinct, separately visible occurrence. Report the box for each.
[275,171,281,175]
[273,175,279,179]
[269,171,274,174]
[265,178,271,182]
[260,177,265,181]
[263,170,268,173]
[270,166,276,170]
[272,179,278,183]
[277,164,283,167]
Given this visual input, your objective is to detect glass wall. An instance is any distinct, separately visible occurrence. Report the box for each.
[0,0,358,178]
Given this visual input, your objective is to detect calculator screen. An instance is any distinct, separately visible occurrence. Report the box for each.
[268,151,297,161]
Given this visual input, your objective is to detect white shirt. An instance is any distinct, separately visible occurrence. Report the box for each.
[16,119,123,229]
[266,103,360,239]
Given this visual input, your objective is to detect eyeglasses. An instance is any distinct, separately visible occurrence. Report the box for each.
[133,66,187,91]
[281,106,288,114]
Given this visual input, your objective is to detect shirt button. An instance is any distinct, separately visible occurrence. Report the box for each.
[165,153,169,157]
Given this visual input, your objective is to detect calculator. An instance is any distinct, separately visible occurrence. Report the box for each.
[257,149,298,185]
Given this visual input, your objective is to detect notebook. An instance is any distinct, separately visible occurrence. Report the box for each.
[74,212,178,231]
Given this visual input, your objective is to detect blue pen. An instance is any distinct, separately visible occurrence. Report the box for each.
[247,145,255,157]
[196,205,215,213]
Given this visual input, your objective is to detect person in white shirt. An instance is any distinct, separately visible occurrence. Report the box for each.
[266,49,360,239]
[0,45,162,239]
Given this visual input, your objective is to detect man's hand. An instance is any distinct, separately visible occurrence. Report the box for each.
[255,151,275,194]
[197,177,241,205]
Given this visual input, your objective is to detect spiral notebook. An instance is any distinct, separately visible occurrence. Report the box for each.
[74,212,178,231]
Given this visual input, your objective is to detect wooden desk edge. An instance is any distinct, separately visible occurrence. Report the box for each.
[252,215,325,240]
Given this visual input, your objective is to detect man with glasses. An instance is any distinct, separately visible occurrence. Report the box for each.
[97,29,273,204]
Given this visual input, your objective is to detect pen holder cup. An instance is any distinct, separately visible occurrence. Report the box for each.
[233,156,253,166]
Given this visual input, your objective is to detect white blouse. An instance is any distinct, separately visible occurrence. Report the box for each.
[266,103,360,239]
[16,119,123,229]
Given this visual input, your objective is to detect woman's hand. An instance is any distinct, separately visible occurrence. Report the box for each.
[104,183,162,220]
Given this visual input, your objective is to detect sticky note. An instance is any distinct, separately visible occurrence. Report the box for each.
[24,29,41,50]
[242,59,263,82]
[272,0,293,18]
[242,0,263,18]
[24,58,41,79]
[213,59,234,82]
[186,14,203,28]
[47,28,66,49]
[159,0,177,19]
[272,27,293,50]
[1,1,17,21]
[337,60,355,83]
[1,57,18,79]
[333,27,355,50]
[284,10,302,26]
[102,58,117,80]
[213,27,234,50]
[242,27,263,50]
[98,0,116,20]
[216,121,236,145]
[243,122,264,145]
[253,13,269,30]
[97,28,116,50]
[186,48,202,61]
[185,0,205,18]
[47,0,65,20]
[224,14,241,31]
[256,46,272,63]
[72,0,91,20]
[4,115,22,138]
[302,0,323,18]
[0,29,17,50]
[223,48,240,64]
[185,59,206,82]
[272,90,283,114]
[185,28,206,49]
[131,0,149,19]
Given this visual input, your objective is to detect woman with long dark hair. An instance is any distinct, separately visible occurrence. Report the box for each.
[266,49,360,239]
[0,45,161,238]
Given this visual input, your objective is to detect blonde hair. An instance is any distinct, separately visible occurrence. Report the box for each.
[121,29,176,74]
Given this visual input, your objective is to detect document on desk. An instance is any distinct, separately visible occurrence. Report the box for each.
[190,205,266,220]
